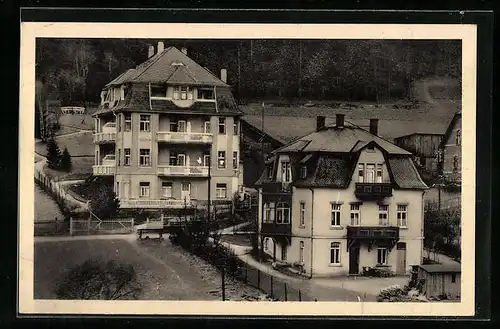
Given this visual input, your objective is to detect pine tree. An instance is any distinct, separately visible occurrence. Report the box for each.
[46,137,61,169]
[90,184,120,220]
[60,147,72,172]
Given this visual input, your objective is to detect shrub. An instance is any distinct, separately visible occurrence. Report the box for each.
[54,260,142,300]
[89,184,120,220]
[60,147,73,172]
[46,137,61,169]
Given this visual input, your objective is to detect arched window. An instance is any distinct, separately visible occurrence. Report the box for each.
[276,202,290,224]
[456,129,461,146]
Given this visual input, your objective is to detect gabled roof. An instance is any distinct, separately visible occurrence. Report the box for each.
[439,111,462,149]
[105,46,229,88]
[273,124,412,155]
[419,264,461,273]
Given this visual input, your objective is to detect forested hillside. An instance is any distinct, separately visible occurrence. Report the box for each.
[35,39,461,105]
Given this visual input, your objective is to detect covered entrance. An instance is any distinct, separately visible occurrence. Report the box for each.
[349,246,360,275]
[396,242,407,275]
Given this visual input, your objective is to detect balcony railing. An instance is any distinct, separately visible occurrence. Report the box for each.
[354,182,393,200]
[157,165,209,177]
[157,131,213,144]
[92,165,115,175]
[93,132,116,143]
[120,198,196,209]
[346,226,399,239]
[260,222,291,236]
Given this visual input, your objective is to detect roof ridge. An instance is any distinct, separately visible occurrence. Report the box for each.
[134,46,174,81]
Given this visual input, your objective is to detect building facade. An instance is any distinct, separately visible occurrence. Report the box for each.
[437,111,461,184]
[393,133,443,173]
[255,114,428,277]
[92,43,243,211]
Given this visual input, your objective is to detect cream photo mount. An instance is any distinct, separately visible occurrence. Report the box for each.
[19,22,476,317]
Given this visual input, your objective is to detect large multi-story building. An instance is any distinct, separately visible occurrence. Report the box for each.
[92,42,243,211]
[255,114,428,277]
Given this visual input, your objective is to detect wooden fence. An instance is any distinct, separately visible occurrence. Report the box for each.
[233,258,317,302]
[70,217,135,236]
[34,220,69,236]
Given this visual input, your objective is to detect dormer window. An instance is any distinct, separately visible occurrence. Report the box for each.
[300,166,307,179]
[173,86,193,100]
[267,164,273,179]
[171,61,184,66]
[198,88,215,100]
[151,84,167,98]
[281,161,292,183]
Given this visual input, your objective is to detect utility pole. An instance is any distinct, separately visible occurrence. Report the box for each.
[221,267,226,301]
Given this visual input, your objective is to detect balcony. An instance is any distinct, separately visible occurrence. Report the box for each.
[157,131,213,144]
[261,182,292,194]
[346,226,399,251]
[93,165,115,176]
[157,165,209,177]
[93,132,116,144]
[120,198,196,209]
[354,183,393,200]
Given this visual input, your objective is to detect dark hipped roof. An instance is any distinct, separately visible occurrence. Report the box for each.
[274,124,412,155]
[294,155,352,188]
[105,47,229,88]
[419,264,461,273]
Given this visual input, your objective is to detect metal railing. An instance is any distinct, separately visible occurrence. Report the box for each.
[119,198,196,209]
[157,165,209,177]
[93,132,116,143]
[92,165,116,175]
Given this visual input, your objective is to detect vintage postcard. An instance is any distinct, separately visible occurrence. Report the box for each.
[19,21,477,317]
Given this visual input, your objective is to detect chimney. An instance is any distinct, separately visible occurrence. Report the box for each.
[157,41,164,54]
[316,116,325,131]
[220,68,227,83]
[148,45,155,58]
[370,118,379,136]
[336,114,345,129]
[181,47,187,55]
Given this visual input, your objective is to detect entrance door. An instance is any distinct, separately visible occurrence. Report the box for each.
[396,242,407,275]
[349,246,360,275]
[181,182,191,203]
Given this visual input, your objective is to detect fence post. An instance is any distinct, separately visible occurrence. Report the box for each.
[69,216,73,236]
[284,282,287,301]
[270,275,274,299]
[257,269,261,289]
[299,289,302,301]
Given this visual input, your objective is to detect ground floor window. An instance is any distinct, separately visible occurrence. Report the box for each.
[330,242,341,264]
[377,248,388,265]
[299,241,304,263]
[281,246,287,261]
[139,182,150,197]
[216,183,227,199]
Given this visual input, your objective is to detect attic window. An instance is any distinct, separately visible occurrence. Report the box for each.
[151,84,167,98]
[367,144,375,151]
[300,166,307,179]
[171,61,184,66]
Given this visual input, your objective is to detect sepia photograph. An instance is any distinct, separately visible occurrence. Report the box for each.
[18,21,479,317]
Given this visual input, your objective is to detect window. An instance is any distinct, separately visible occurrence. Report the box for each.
[379,205,389,225]
[116,182,120,197]
[331,204,341,227]
[161,182,173,198]
[170,120,178,132]
[281,161,292,183]
[300,166,307,179]
[350,204,361,226]
[451,274,457,283]
[117,149,121,166]
[263,202,275,223]
[218,117,226,134]
[330,242,341,264]
[267,164,273,179]
[453,155,459,171]
[377,248,388,265]
[199,88,214,100]
[276,202,290,224]
[124,114,132,131]
[204,121,211,133]
[366,164,375,183]
[264,238,269,251]
[124,148,131,166]
[151,84,167,98]
[358,164,365,183]
[217,151,226,169]
[456,129,461,146]
[140,115,150,132]
[216,183,227,199]
[177,154,186,166]
[376,164,383,183]
[173,86,180,100]
[139,182,150,197]
[299,241,305,263]
[203,154,210,167]
[232,151,238,169]
[299,202,306,227]
[177,120,187,133]
[180,86,190,100]
[397,205,408,227]
[233,119,239,135]
[139,149,151,167]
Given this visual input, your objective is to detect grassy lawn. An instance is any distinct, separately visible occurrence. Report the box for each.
[42,157,94,181]
[58,113,94,131]
[35,132,94,157]
[34,239,219,300]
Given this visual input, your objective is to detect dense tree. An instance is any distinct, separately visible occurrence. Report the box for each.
[60,147,72,172]
[46,137,61,169]
[89,184,120,220]
[35,39,461,105]
[424,203,461,258]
